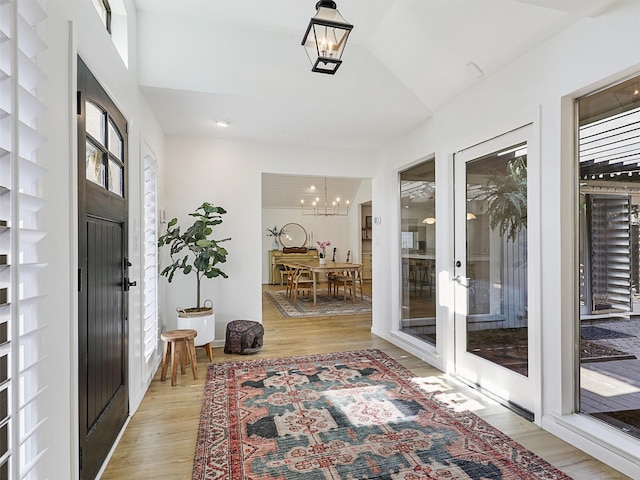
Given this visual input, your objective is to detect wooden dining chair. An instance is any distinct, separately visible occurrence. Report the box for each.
[327,269,339,295]
[328,252,352,295]
[282,264,296,299]
[333,267,363,301]
[291,267,313,302]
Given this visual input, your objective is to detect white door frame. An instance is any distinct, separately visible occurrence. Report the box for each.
[451,124,541,419]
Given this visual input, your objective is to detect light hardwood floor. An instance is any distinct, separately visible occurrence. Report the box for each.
[102,283,630,479]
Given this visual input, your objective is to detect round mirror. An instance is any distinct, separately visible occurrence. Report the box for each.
[279,223,307,248]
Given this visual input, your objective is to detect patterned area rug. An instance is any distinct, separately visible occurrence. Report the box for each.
[264,290,372,318]
[193,350,572,479]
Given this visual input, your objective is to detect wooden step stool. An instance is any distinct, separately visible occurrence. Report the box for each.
[160,329,198,386]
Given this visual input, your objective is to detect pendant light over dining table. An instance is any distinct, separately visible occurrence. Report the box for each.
[301,0,353,75]
[300,177,350,216]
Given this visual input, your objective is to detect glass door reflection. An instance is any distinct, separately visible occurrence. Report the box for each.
[464,145,529,376]
[453,128,533,415]
[400,159,437,345]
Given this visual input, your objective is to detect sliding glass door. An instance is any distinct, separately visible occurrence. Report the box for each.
[577,75,640,439]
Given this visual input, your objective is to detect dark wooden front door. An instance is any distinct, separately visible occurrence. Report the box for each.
[77,57,129,480]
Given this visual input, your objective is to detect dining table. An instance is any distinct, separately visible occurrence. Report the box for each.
[284,260,363,305]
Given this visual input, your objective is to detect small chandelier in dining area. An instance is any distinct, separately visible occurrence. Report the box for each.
[301,0,353,75]
[301,177,350,216]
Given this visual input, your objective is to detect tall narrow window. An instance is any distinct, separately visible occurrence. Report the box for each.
[400,159,437,345]
[142,149,159,379]
[89,0,129,67]
[91,0,112,33]
[577,75,640,439]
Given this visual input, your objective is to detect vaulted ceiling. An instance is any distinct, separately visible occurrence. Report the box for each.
[133,0,618,208]
[134,0,618,152]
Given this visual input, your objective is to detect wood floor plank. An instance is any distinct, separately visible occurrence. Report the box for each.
[101,283,630,479]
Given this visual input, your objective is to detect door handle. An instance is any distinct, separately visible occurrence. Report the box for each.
[452,275,469,287]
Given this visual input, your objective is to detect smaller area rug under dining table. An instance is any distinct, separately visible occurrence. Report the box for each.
[264,290,372,318]
[192,349,572,479]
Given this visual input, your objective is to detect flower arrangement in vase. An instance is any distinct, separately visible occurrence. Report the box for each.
[266,225,285,250]
[317,240,331,264]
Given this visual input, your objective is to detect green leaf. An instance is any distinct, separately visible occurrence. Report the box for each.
[157,202,231,300]
[482,156,527,242]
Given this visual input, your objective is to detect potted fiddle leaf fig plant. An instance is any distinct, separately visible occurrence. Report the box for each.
[158,202,231,358]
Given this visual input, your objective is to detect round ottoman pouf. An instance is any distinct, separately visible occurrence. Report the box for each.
[224,320,264,354]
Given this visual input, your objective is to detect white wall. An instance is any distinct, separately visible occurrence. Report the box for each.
[31,0,640,477]
[162,137,374,344]
[37,1,165,476]
[371,1,640,477]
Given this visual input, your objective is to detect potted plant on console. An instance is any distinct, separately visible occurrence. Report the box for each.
[158,202,231,361]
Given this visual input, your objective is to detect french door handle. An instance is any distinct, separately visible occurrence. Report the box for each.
[452,275,469,287]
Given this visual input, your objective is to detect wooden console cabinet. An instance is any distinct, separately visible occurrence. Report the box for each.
[269,250,319,284]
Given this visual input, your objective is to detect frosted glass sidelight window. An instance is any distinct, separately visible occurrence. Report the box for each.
[108,159,123,196]
[85,102,105,145]
[86,141,104,186]
[108,119,122,159]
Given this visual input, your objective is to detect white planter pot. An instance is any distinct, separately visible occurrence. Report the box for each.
[176,300,215,347]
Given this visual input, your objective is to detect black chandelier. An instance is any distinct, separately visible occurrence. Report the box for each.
[301,0,353,75]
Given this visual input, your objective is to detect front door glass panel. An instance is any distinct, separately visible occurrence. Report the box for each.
[86,140,104,186]
[108,159,124,196]
[85,101,105,144]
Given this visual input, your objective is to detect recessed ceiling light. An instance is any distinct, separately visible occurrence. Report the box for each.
[214,119,231,127]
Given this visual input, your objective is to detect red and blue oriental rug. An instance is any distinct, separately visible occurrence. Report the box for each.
[193,350,571,479]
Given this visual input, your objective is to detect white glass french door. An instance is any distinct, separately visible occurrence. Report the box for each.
[453,126,534,414]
